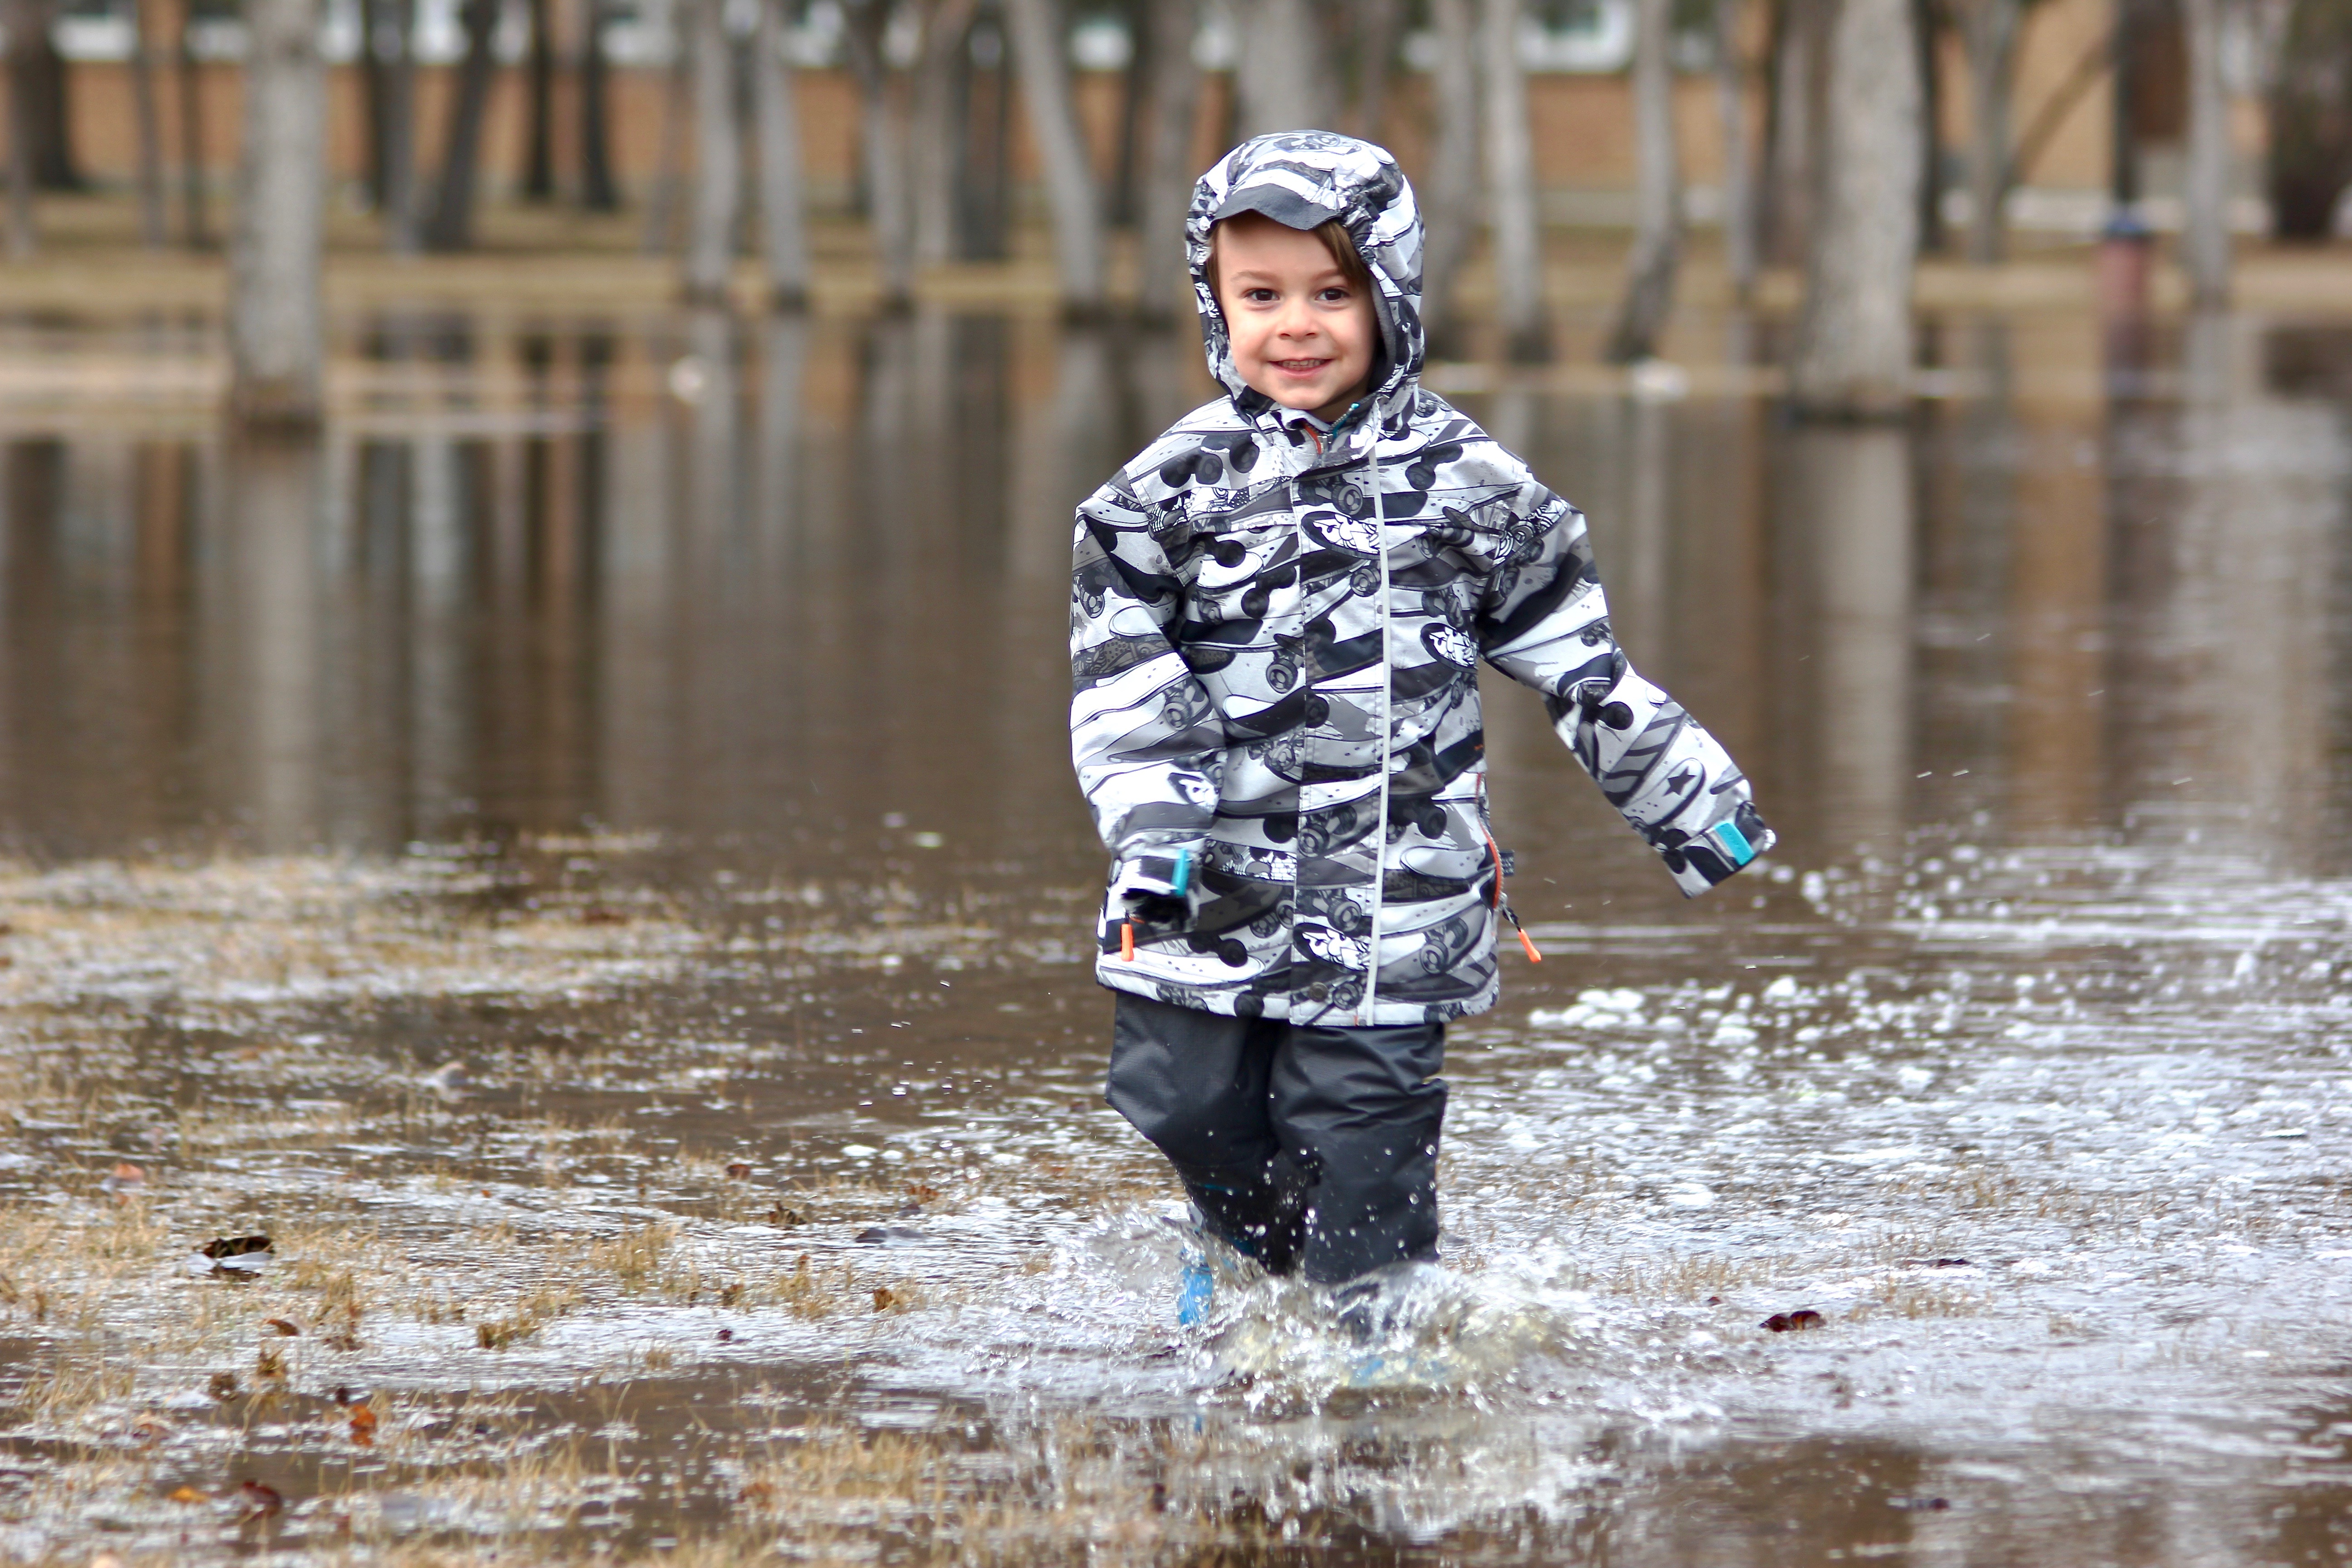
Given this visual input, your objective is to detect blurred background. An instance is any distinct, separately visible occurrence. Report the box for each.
[0,0,2347,887]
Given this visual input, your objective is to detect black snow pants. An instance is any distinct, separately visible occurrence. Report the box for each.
[1105,990,1447,1285]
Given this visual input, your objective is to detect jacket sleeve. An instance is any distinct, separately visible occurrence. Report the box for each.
[1473,479,1775,896]
[1069,480,1224,891]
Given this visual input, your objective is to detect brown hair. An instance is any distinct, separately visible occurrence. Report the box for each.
[1205,215,1374,305]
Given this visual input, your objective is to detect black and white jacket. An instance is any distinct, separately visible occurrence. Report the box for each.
[1070,131,1773,1027]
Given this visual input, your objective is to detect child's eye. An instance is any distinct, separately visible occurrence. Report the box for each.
[1243,288,1278,304]
[1317,287,1353,304]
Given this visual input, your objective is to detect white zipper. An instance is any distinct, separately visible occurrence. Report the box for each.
[1360,413,1390,1025]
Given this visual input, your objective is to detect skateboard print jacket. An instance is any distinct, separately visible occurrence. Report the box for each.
[1069,130,1774,1027]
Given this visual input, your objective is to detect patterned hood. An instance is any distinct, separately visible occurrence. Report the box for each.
[1186,132,1426,425]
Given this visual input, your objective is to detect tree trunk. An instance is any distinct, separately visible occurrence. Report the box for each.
[230,0,327,426]
[912,0,981,266]
[682,0,740,302]
[379,0,420,252]
[579,0,620,210]
[640,44,690,250]
[424,0,502,250]
[1913,0,1943,251]
[1003,0,1107,316]
[1480,0,1547,359]
[1352,0,1404,140]
[3,0,35,256]
[1716,0,1758,298]
[1959,0,2019,261]
[523,0,556,199]
[175,0,208,248]
[1137,0,1202,324]
[360,0,389,195]
[1235,0,1331,137]
[2181,0,2230,305]
[129,0,167,247]
[754,0,812,305]
[12,5,82,192]
[843,0,913,306]
[1109,0,1147,226]
[1790,0,1922,416]
[1607,0,1682,362]
[1763,0,1824,266]
[1421,0,1479,348]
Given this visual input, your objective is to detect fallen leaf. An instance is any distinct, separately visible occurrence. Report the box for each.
[265,1318,300,1336]
[207,1372,240,1400]
[332,1385,353,1406]
[109,1162,146,1186]
[742,1481,775,1503]
[1704,1295,1723,1306]
[716,1327,735,1342]
[1761,1309,1826,1333]
[871,1287,896,1312]
[167,1485,206,1504]
[725,1162,753,1180]
[131,1416,169,1444]
[201,1235,273,1260]
[581,906,627,925]
[348,1405,378,1444]
[906,1183,940,1203]
[236,1479,283,1520]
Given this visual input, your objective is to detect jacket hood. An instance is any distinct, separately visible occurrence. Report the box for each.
[1186,132,1426,429]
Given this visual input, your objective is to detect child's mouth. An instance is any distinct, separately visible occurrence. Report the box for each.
[1272,358,1332,375]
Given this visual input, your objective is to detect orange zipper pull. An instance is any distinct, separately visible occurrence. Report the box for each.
[1504,904,1542,963]
[1121,920,1137,961]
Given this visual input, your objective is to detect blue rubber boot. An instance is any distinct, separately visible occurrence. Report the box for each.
[1176,1257,1215,1327]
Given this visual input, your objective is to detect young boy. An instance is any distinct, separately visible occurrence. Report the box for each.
[1068,132,1772,1302]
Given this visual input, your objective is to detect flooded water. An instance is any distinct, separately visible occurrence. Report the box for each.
[3,301,2352,1564]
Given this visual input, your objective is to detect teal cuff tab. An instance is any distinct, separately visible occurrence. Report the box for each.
[1171,848,1192,897]
[1711,820,1755,866]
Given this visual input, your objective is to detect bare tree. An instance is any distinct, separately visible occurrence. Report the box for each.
[1763,0,1825,265]
[1790,0,1921,415]
[1236,0,1332,137]
[3,0,34,256]
[843,0,913,306]
[1421,0,1480,348]
[2181,0,2230,304]
[1352,0,1405,140]
[10,0,82,191]
[754,0,813,306]
[1480,0,1547,358]
[683,0,740,303]
[1138,0,1202,324]
[1717,0,1758,298]
[370,0,420,252]
[523,0,557,199]
[129,0,167,247]
[641,46,691,250]
[230,0,327,426]
[1004,0,1107,316]
[913,0,982,266]
[176,0,210,247]
[1607,0,1681,361]
[579,0,621,209]
[424,0,501,250]
[1956,0,2021,260]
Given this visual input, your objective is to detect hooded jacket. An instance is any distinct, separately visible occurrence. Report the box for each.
[1070,131,1773,1027]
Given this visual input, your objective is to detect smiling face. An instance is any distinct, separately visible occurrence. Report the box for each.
[1210,212,1379,424]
